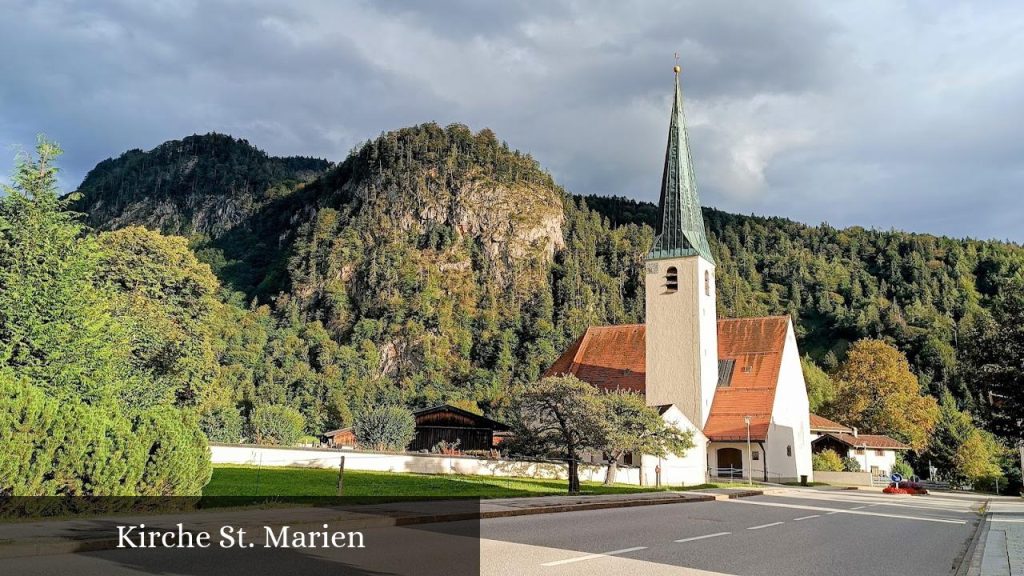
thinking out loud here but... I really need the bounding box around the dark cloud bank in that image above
[1,0,1022,241]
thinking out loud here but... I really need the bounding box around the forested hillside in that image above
[72,126,1024,452]
[581,195,1024,403]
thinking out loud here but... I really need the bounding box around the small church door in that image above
[717,448,743,478]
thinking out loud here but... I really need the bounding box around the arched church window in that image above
[704,270,711,296]
[665,267,678,292]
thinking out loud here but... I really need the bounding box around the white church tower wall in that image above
[644,256,717,428]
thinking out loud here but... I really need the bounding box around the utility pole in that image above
[337,455,346,496]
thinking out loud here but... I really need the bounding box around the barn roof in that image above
[544,316,793,442]
[413,404,511,431]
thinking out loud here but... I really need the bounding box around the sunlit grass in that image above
[204,465,673,499]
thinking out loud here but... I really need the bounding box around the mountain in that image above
[73,133,330,236]
[72,125,1024,425]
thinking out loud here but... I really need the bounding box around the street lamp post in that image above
[744,416,752,486]
[862,443,870,487]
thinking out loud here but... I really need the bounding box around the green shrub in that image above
[354,406,416,451]
[0,373,75,495]
[199,403,243,443]
[250,404,305,445]
[892,458,914,479]
[811,449,844,472]
[133,406,212,496]
[0,373,211,496]
[842,456,862,472]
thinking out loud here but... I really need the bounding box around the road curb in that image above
[0,491,762,560]
[479,493,718,518]
[954,500,990,576]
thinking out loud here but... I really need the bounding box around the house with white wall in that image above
[810,423,909,478]
[545,65,813,486]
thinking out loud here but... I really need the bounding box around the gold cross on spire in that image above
[674,52,680,75]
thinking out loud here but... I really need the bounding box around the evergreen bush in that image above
[133,406,212,496]
[0,374,210,496]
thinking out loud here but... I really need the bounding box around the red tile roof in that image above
[809,413,853,433]
[818,432,910,450]
[704,317,790,441]
[544,316,793,442]
[544,324,646,393]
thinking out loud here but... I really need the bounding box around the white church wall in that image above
[707,442,767,481]
[766,319,814,482]
[638,404,708,486]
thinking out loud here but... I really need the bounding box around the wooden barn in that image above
[409,405,510,452]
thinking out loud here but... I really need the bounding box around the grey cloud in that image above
[0,0,1022,241]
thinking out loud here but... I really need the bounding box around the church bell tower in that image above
[644,65,718,429]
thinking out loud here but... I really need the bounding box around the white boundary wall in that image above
[813,471,873,486]
[211,444,648,485]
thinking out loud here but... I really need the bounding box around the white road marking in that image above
[541,547,648,566]
[826,511,839,515]
[850,506,866,510]
[747,522,784,530]
[725,499,966,525]
[990,518,1024,523]
[674,532,731,543]
[793,515,820,521]
[768,492,973,514]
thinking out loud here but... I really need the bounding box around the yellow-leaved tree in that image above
[829,339,939,451]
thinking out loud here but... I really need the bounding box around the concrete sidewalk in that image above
[0,488,763,559]
[967,498,1024,575]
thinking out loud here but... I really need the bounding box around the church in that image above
[546,67,813,486]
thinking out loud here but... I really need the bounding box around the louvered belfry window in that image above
[666,266,678,292]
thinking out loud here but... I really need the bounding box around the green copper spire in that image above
[648,66,714,264]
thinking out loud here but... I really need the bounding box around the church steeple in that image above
[648,65,714,264]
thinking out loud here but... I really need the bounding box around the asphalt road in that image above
[0,489,986,576]
[480,488,986,576]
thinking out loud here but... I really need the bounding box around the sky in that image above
[1,0,1023,241]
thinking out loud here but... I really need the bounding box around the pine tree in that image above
[0,137,134,405]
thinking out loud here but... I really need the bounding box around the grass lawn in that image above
[204,465,676,500]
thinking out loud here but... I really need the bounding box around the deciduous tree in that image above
[594,391,694,485]
[831,339,939,451]
[353,405,416,451]
[512,375,605,493]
